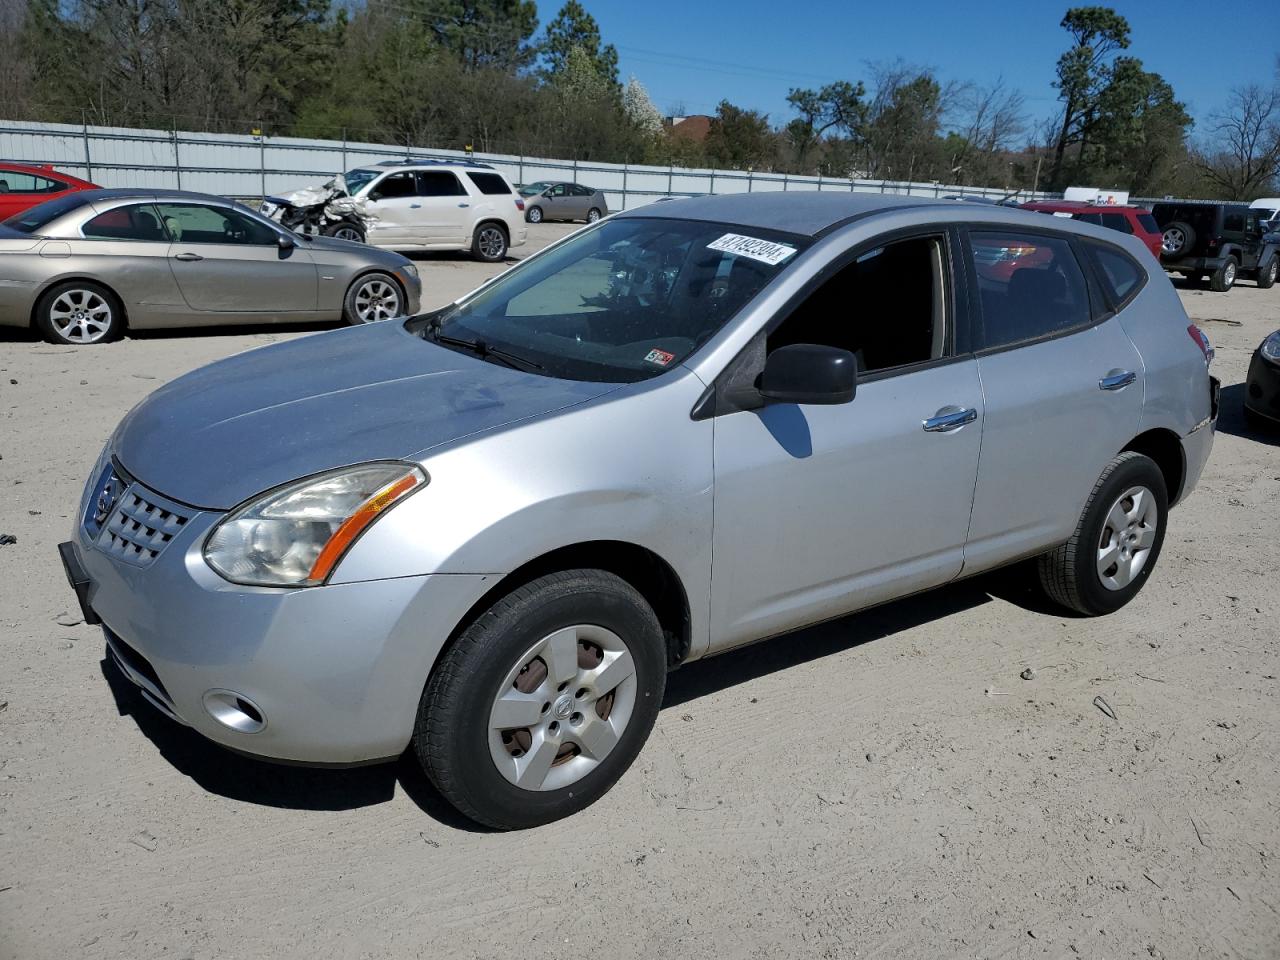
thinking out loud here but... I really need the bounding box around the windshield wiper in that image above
[425,318,544,372]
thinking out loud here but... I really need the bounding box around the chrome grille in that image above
[95,482,190,567]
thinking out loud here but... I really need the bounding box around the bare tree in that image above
[0,0,34,118]
[948,77,1027,184]
[1194,84,1280,199]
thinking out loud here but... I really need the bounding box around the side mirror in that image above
[277,233,295,251]
[759,343,857,405]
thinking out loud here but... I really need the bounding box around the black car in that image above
[1150,202,1279,291]
[1245,330,1280,428]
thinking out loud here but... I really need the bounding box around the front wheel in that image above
[342,272,403,324]
[525,205,543,224]
[1256,257,1277,289]
[1210,256,1238,292]
[322,220,366,244]
[415,570,667,829]
[1037,452,1168,616]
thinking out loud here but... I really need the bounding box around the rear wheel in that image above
[342,272,403,324]
[1037,452,1168,616]
[586,207,602,223]
[415,570,666,829]
[35,281,123,345]
[1209,256,1238,292]
[473,223,508,262]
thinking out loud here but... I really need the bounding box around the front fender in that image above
[331,372,716,656]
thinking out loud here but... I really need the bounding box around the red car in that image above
[0,163,99,222]
[1021,201,1163,258]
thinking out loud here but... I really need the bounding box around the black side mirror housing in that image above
[277,233,295,251]
[759,343,857,405]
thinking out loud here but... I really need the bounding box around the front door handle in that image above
[173,252,203,262]
[1099,370,1137,391]
[410,203,422,209]
[922,406,978,432]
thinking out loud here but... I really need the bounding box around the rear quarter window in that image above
[466,172,513,195]
[1137,213,1159,233]
[1088,244,1146,308]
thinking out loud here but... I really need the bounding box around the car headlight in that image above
[398,263,419,280]
[1262,331,1280,364]
[204,462,426,587]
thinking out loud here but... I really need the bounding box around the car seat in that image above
[0,180,9,193]
[163,215,183,241]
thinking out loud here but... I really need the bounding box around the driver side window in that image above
[768,235,949,376]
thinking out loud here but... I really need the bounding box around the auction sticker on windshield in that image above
[707,233,798,266]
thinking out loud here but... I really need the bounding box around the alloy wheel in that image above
[587,208,601,223]
[332,226,364,242]
[478,226,506,260]
[1161,228,1183,255]
[527,207,543,223]
[49,289,113,344]
[487,624,638,792]
[353,278,401,322]
[1223,261,1236,286]
[1096,485,1159,590]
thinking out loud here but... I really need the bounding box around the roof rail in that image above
[375,157,495,170]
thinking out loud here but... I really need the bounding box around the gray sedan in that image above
[61,193,1216,829]
[518,181,609,224]
[0,189,421,344]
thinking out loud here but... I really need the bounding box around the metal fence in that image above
[1,118,1058,209]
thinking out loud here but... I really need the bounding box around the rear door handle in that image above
[1099,370,1137,391]
[458,203,470,208]
[173,252,203,262]
[410,203,422,209]
[922,406,978,432]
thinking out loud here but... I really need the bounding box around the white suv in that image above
[338,160,528,261]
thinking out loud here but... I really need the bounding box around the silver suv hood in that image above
[112,321,617,510]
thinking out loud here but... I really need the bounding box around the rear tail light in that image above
[514,198,525,211]
[1187,324,1214,365]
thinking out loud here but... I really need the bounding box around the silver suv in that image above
[60,193,1217,829]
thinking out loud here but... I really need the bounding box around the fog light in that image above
[203,689,266,733]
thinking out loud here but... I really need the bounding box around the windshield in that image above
[519,181,553,196]
[343,168,381,196]
[2,193,91,234]
[414,216,808,383]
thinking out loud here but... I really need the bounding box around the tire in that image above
[1037,452,1168,616]
[472,222,508,262]
[1209,256,1238,292]
[35,280,123,345]
[322,220,366,244]
[526,205,543,224]
[1256,257,1277,289]
[415,569,667,830]
[586,207,602,223]
[1161,221,1195,257]
[342,271,403,324]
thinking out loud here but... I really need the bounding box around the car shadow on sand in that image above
[100,564,1057,830]
[1217,381,1280,445]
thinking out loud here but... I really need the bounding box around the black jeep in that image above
[1150,201,1279,292]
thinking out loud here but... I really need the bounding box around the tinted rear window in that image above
[1137,213,1159,233]
[466,172,512,195]
[2,193,92,233]
[1099,212,1133,234]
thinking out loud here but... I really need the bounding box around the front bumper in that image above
[1245,348,1280,424]
[60,468,492,764]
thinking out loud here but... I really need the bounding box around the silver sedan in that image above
[0,189,421,344]
[518,181,609,224]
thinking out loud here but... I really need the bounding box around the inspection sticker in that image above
[707,233,798,266]
[644,348,676,367]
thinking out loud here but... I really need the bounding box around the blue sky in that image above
[580,0,1277,139]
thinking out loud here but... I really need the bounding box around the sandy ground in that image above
[1,228,1277,960]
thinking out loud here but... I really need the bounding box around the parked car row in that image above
[1019,195,1279,293]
